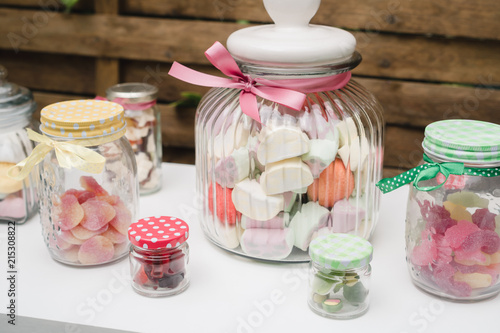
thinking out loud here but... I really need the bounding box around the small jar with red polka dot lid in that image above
[9,99,139,266]
[128,216,190,297]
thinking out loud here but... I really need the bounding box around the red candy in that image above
[80,176,109,196]
[418,200,456,235]
[208,182,239,225]
[78,235,115,265]
[472,208,497,231]
[444,220,479,249]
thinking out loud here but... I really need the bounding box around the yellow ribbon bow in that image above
[8,129,107,180]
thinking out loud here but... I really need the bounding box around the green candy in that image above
[322,298,343,313]
[447,191,489,208]
[312,275,334,295]
[343,282,368,305]
[312,293,327,304]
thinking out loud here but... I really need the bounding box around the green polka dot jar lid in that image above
[423,120,500,164]
[40,100,126,139]
[309,234,373,270]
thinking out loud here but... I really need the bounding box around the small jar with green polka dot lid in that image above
[377,119,500,301]
[308,233,373,319]
[9,99,139,266]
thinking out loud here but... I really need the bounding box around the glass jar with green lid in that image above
[378,119,500,301]
[308,233,373,319]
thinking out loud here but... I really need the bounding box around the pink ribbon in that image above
[168,41,351,123]
[95,96,156,111]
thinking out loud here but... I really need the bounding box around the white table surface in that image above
[1,163,499,333]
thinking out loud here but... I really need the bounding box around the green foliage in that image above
[170,92,203,108]
[60,0,79,13]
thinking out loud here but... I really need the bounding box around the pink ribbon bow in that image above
[95,96,157,111]
[168,42,351,123]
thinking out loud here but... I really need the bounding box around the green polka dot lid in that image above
[40,100,126,139]
[309,234,373,270]
[423,120,500,164]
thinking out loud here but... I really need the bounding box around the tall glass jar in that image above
[11,100,139,266]
[385,120,500,301]
[106,83,162,195]
[0,65,38,223]
[190,0,384,261]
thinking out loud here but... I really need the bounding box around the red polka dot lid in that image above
[128,216,189,249]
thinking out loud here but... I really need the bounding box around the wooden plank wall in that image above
[0,0,499,177]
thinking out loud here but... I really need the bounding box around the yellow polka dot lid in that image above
[40,100,126,139]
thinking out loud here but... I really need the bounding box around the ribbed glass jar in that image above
[0,65,38,223]
[196,57,385,262]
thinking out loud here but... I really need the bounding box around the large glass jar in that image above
[11,100,139,266]
[191,0,384,261]
[402,120,500,301]
[105,83,162,195]
[0,65,38,223]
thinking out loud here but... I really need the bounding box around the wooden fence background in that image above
[0,0,499,177]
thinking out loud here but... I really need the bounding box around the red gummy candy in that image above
[418,200,456,235]
[80,198,116,231]
[109,201,132,235]
[134,266,150,285]
[433,263,471,297]
[80,176,109,196]
[444,220,480,249]
[461,230,500,255]
[78,235,114,265]
[436,173,466,190]
[208,182,240,225]
[54,194,84,231]
[76,191,96,204]
[472,208,497,231]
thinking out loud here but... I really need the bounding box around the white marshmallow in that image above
[212,122,250,160]
[257,127,310,165]
[136,152,153,183]
[215,222,242,249]
[260,157,314,195]
[301,139,339,178]
[232,178,284,221]
[331,199,366,233]
[240,228,295,260]
[214,147,250,188]
[336,117,357,147]
[289,201,330,251]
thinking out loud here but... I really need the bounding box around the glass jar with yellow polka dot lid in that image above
[10,99,139,266]
[377,119,500,301]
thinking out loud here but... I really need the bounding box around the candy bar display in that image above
[105,83,162,195]
[9,100,139,266]
[378,120,500,301]
[0,65,38,223]
[170,0,384,261]
[308,234,373,319]
[128,216,190,297]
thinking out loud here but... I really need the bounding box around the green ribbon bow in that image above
[376,154,500,194]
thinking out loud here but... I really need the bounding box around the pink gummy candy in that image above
[78,235,115,265]
[71,224,108,240]
[80,176,109,196]
[461,230,500,255]
[434,234,453,264]
[76,191,96,204]
[472,208,497,231]
[54,194,84,231]
[436,173,466,190]
[101,226,127,244]
[59,230,84,245]
[80,198,116,231]
[433,263,471,297]
[109,201,132,235]
[454,248,489,265]
[418,200,456,235]
[444,220,480,249]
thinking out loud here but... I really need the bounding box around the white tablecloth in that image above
[1,163,498,332]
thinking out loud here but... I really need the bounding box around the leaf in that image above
[60,0,79,13]
[170,92,203,108]
[333,282,344,293]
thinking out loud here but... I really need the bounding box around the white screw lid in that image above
[227,0,356,66]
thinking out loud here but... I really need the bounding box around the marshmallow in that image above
[299,104,336,140]
[215,221,242,249]
[301,139,339,178]
[260,157,314,195]
[240,228,295,260]
[232,178,284,221]
[336,117,358,147]
[0,162,23,194]
[214,147,250,188]
[0,129,32,164]
[331,199,366,233]
[136,152,154,183]
[346,136,370,172]
[283,191,298,213]
[241,212,290,229]
[289,201,330,251]
[211,122,250,160]
[246,136,265,173]
[257,127,310,165]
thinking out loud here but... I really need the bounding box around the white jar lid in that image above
[227,0,356,66]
